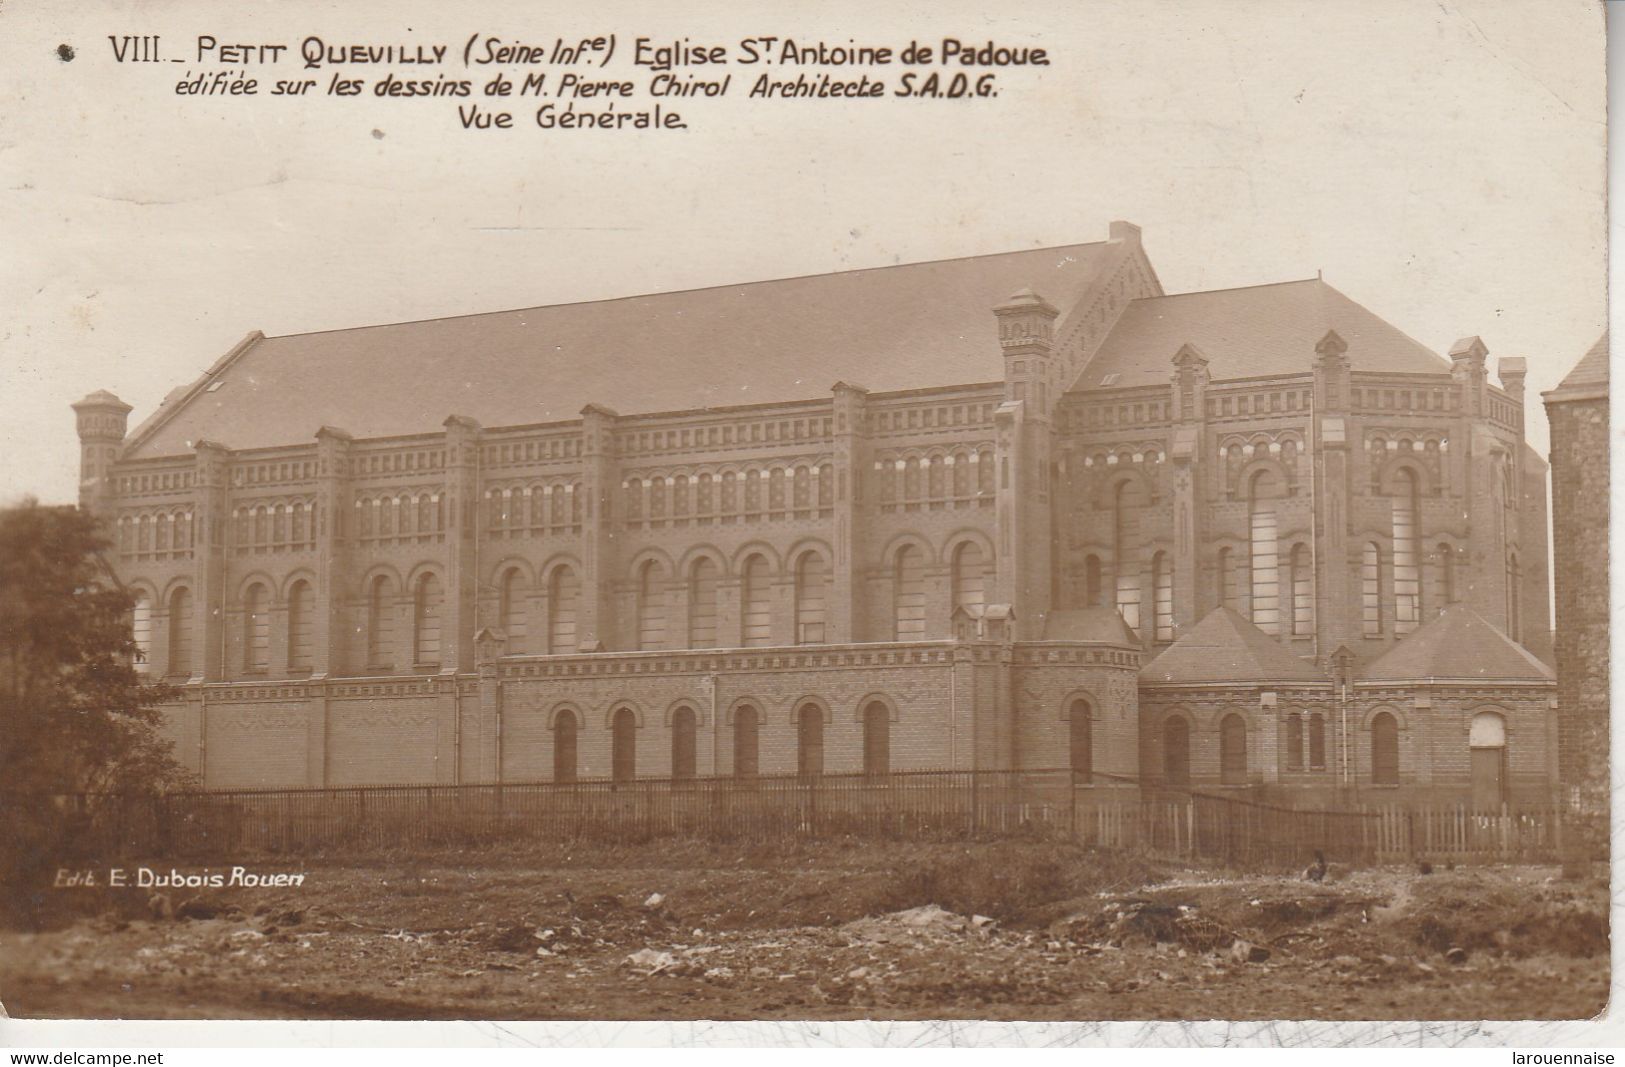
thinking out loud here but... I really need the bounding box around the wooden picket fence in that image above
[12,769,1565,869]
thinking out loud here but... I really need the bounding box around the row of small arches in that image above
[620,465,833,522]
[1153,709,1506,789]
[874,447,995,505]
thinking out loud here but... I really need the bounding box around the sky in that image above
[0,0,1606,506]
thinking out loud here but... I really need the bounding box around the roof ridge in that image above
[260,240,1112,343]
[1131,276,1323,302]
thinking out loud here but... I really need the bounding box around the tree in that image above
[0,499,192,794]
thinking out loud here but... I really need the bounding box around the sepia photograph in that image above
[0,0,1611,1047]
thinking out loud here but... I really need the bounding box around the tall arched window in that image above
[499,568,527,652]
[1285,713,1304,772]
[797,704,824,778]
[636,560,668,650]
[1392,469,1421,634]
[1163,717,1190,786]
[1219,713,1248,785]
[1218,547,1239,612]
[1113,481,1142,630]
[863,701,890,777]
[1248,469,1281,635]
[611,707,637,782]
[131,594,153,676]
[167,587,193,677]
[1069,698,1093,782]
[689,558,720,648]
[1371,711,1400,785]
[243,583,269,673]
[794,550,829,644]
[1362,543,1383,636]
[366,575,394,669]
[741,554,772,647]
[287,580,314,672]
[733,705,760,777]
[553,710,578,783]
[1152,551,1174,641]
[671,706,697,780]
[548,565,579,654]
[413,573,443,665]
[1288,544,1312,636]
[952,541,989,616]
[893,544,926,639]
[1308,712,1327,770]
[1084,554,1103,607]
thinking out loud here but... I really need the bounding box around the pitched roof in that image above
[1546,332,1609,399]
[1042,607,1144,645]
[1140,607,1325,685]
[1361,606,1555,684]
[1073,278,1450,391]
[124,242,1120,458]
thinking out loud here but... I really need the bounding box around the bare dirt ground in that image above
[0,840,1608,1021]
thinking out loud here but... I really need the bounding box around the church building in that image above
[75,221,1558,808]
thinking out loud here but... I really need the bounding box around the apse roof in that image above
[1140,607,1326,686]
[1042,607,1144,645]
[1361,606,1555,684]
[1075,278,1450,391]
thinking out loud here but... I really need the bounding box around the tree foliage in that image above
[0,499,193,794]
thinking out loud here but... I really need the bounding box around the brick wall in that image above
[1545,392,1609,813]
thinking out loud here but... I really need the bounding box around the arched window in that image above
[952,541,989,616]
[862,701,890,777]
[553,709,578,783]
[671,706,697,780]
[1285,713,1304,772]
[636,560,668,651]
[413,573,442,665]
[1219,713,1248,785]
[1069,698,1093,782]
[243,583,269,673]
[287,580,314,672]
[741,554,772,647]
[689,558,720,648]
[893,544,926,639]
[1362,543,1383,636]
[1371,711,1400,785]
[1163,717,1190,786]
[167,587,193,677]
[1289,544,1313,636]
[795,550,829,644]
[797,704,824,778]
[1436,543,1457,608]
[366,575,394,669]
[1308,713,1327,770]
[611,707,637,782]
[131,594,153,676]
[1113,481,1142,630]
[733,705,759,777]
[1218,547,1239,612]
[499,568,527,653]
[548,565,579,654]
[1084,554,1103,607]
[1152,551,1174,641]
[1392,469,1421,634]
[1248,469,1281,635]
